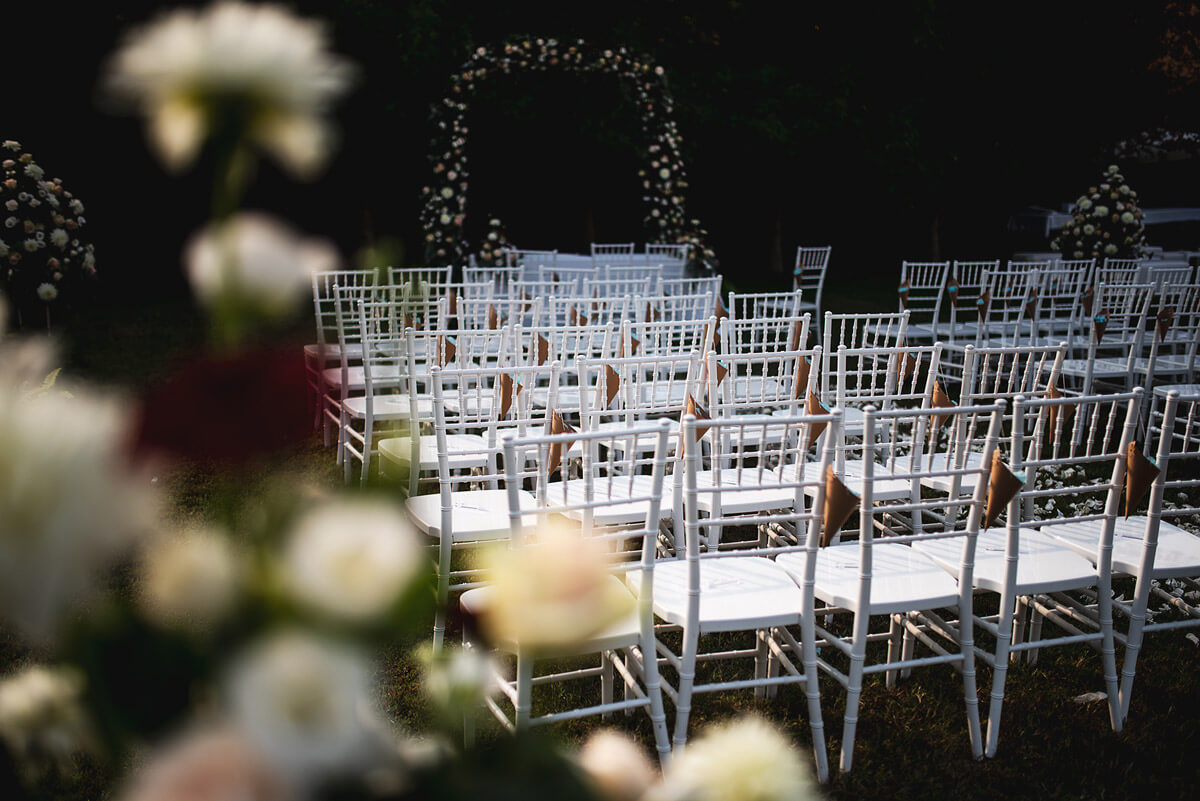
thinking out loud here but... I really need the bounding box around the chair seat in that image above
[794,459,914,502]
[1131,356,1194,376]
[378,434,489,471]
[406,489,541,542]
[1154,383,1200,398]
[649,556,805,632]
[1039,516,1200,578]
[459,579,641,657]
[694,468,799,514]
[322,364,403,391]
[913,528,1097,594]
[343,394,434,420]
[543,475,672,524]
[531,387,581,411]
[305,342,362,362]
[1059,358,1130,378]
[777,542,961,615]
[920,450,986,494]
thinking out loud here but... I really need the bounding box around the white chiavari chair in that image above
[914,389,1143,757]
[896,260,950,344]
[591,242,637,267]
[776,402,1005,773]
[1058,282,1155,395]
[793,245,832,322]
[652,409,837,780]
[307,270,376,437]
[457,419,673,760]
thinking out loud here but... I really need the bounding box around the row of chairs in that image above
[416,359,1199,778]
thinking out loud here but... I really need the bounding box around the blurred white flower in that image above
[0,380,151,643]
[4,217,16,228]
[1082,224,1095,235]
[139,525,240,631]
[1094,205,1109,217]
[1121,211,1134,224]
[23,164,44,180]
[577,730,657,801]
[49,228,68,249]
[105,1,355,177]
[281,499,424,623]
[420,644,495,723]
[479,521,634,653]
[36,283,57,302]
[69,198,84,216]
[0,665,93,771]
[185,211,338,318]
[650,716,816,801]
[1,140,19,151]
[117,727,293,801]
[1104,244,1118,255]
[227,630,376,781]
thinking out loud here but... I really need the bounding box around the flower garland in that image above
[0,140,95,316]
[1049,164,1146,260]
[420,37,715,270]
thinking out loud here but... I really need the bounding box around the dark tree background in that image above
[7,0,1199,311]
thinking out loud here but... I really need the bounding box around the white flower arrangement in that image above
[105,1,355,178]
[1050,164,1145,260]
[0,142,95,317]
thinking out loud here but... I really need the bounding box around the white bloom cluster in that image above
[0,377,151,643]
[106,1,355,177]
[0,665,92,770]
[281,498,424,622]
[139,525,241,631]
[185,211,338,317]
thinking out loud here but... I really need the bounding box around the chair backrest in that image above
[457,294,541,332]
[331,282,383,382]
[313,269,376,348]
[642,292,714,323]
[1097,258,1144,285]
[828,343,941,420]
[1006,259,1052,273]
[585,276,654,299]
[898,261,950,328]
[464,264,521,296]
[645,242,689,262]
[539,264,595,293]
[1145,390,1200,527]
[719,312,811,356]
[591,242,637,267]
[974,268,1043,348]
[821,311,909,390]
[623,318,713,361]
[388,266,453,289]
[1145,264,1194,285]
[605,264,664,285]
[578,351,702,431]
[793,246,832,315]
[1035,267,1092,339]
[544,294,634,329]
[958,343,1066,410]
[510,279,577,306]
[702,346,820,418]
[507,248,558,273]
[1007,389,1143,537]
[659,275,722,301]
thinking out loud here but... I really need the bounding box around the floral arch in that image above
[420,36,714,269]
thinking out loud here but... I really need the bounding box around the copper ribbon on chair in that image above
[791,355,812,400]
[646,301,661,322]
[1092,314,1108,343]
[1080,285,1094,317]
[897,280,910,309]
[946,277,959,306]
[822,465,859,547]
[894,339,918,382]
[701,358,728,389]
[619,334,640,358]
[547,410,577,479]
[1024,288,1039,320]
[498,374,522,420]
[1045,380,1075,436]
[487,304,500,330]
[436,335,457,367]
[976,289,991,321]
[793,264,804,291]
[605,364,620,408]
[806,390,831,448]
[788,319,810,351]
[535,334,550,366]
[985,448,1024,529]
[680,394,712,455]
[930,379,956,431]
[1156,306,1175,341]
[1125,442,1160,518]
[448,288,459,330]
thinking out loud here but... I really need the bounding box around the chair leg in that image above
[432,535,452,653]
[1026,603,1045,666]
[1118,571,1154,723]
[839,610,870,773]
[671,623,700,751]
[958,596,984,759]
[899,613,917,680]
[985,586,1018,758]
[885,614,902,688]
[1097,581,1123,732]
[639,639,672,765]
[600,652,614,719]
[515,654,533,729]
